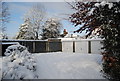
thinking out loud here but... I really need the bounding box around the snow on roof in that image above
[76,39,103,41]
[2,42,19,45]
[0,39,48,42]
[64,34,80,38]
[59,38,103,42]
[58,38,76,42]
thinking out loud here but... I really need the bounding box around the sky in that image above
[4,0,120,2]
[4,0,120,38]
[5,1,82,38]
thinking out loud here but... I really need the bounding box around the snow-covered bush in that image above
[2,45,38,79]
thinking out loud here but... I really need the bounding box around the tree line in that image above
[0,2,63,40]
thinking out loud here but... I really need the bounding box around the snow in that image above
[64,34,80,38]
[2,45,38,79]
[0,52,105,79]
[95,3,100,7]
[100,1,107,6]
[16,18,38,39]
[0,32,4,39]
[34,52,104,79]
[60,38,103,42]
[1,44,105,79]
[4,44,26,56]
[0,32,7,39]
[59,38,76,41]
[0,39,47,41]
[2,42,19,45]
[41,18,62,39]
[0,33,3,39]
[88,8,95,16]
[95,1,113,9]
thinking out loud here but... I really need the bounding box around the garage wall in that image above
[61,39,103,54]
[62,41,73,52]
[75,41,88,53]
[91,40,102,54]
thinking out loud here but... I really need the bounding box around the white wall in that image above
[61,39,103,54]
[62,41,73,52]
[91,41,102,54]
[75,41,88,53]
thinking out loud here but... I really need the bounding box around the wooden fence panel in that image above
[35,41,47,53]
[48,42,62,52]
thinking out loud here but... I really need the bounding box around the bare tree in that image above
[23,4,46,40]
[0,0,9,39]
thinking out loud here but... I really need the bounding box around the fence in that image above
[0,39,103,56]
[1,39,62,56]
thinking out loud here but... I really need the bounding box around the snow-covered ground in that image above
[1,52,105,79]
[34,52,104,79]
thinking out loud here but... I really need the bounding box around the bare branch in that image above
[66,1,78,10]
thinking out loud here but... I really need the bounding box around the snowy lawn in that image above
[33,52,104,79]
[0,52,105,79]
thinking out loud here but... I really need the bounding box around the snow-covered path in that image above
[34,52,104,79]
